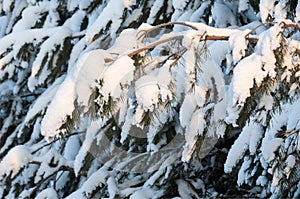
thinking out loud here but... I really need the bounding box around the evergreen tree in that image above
[0,0,300,198]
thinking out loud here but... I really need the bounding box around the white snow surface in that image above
[225,120,261,173]
[212,0,237,28]
[135,64,172,111]
[229,30,249,64]
[35,188,58,199]
[0,145,31,177]
[74,118,106,175]
[41,49,111,139]
[85,0,126,42]
[29,27,72,91]
[40,77,75,139]
[66,167,109,198]
[75,49,108,109]
[260,0,274,23]
[238,0,249,12]
[100,55,135,101]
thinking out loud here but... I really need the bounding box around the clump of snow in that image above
[64,135,81,161]
[74,49,109,110]
[296,2,300,22]
[74,119,104,175]
[13,1,56,32]
[286,155,296,168]
[65,167,109,199]
[286,98,300,131]
[179,94,197,129]
[23,76,65,126]
[2,0,14,13]
[172,0,188,10]
[273,1,287,22]
[41,48,111,140]
[135,64,172,111]
[238,0,249,12]
[260,0,274,23]
[147,0,165,24]
[190,2,209,22]
[85,0,126,42]
[107,176,118,199]
[226,54,263,125]
[229,30,249,64]
[99,55,135,101]
[261,136,283,162]
[29,27,72,91]
[35,188,58,199]
[40,78,75,140]
[225,121,253,173]
[182,109,206,162]
[123,0,135,8]
[130,187,160,199]
[212,0,237,28]
[237,157,251,185]
[63,10,86,33]
[0,145,31,177]
[109,28,138,54]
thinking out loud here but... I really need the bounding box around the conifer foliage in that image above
[1,0,300,198]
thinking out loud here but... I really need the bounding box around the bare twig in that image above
[281,22,300,32]
[244,22,275,38]
[205,35,258,43]
[128,33,259,58]
[69,33,85,40]
[137,21,199,41]
[128,35,184,57]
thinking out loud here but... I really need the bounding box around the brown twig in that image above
[244,22,275,38]
[128,35,184,57]
[128,33,259,58]
[205,35,258,43]
[281,22,300,32]
[69,34,85,40]
[137,21,199,41]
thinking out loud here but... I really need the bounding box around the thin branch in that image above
[29,165,75,198]
[148,21,199,31]
[204,35,258,44]
[128,33,259,58]
[281,22,300,32]
[244,22,275,38]
[69,34,85,40]
[137,21,199,41]
[128,35,184,57]
[32,131,85,154]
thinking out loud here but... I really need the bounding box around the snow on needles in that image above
[0,145,31,178]
[229,30,249,64]
[41,49,109,140]
[225,120,262,173]
[99,55,135,101]
[40,77,75,139]
[85,0,126,42]
[226,25,282,126]
[135,64,172,111]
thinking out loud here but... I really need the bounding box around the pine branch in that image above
[128,34,259,58]
[204,35,258,43]
[29,164,77,198]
